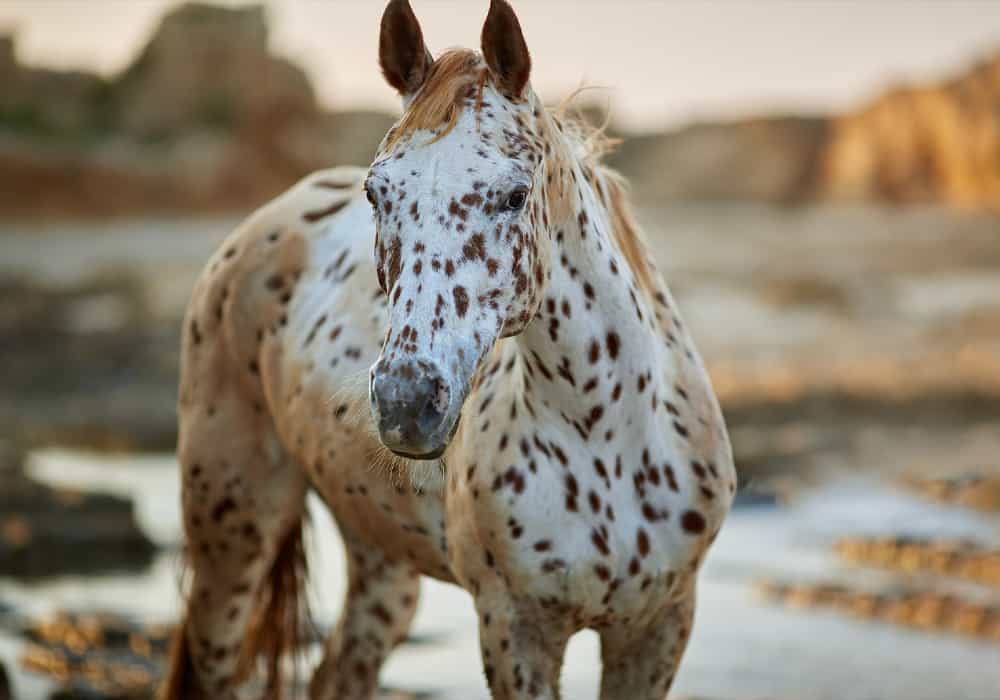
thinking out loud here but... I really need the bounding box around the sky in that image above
[1,0,998,131]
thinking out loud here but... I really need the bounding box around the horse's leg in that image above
[597,592,696,700]
[161,391,308,700]
[475,591,572,700]
[309,527,421,700]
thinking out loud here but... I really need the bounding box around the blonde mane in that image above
[384,49,488,150]
[601,170,657,296]
[548,93,659,299]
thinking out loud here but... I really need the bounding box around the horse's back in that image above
[178,165,377,465]
[181,166,371,397]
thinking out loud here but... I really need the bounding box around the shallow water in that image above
[1,450,998,699]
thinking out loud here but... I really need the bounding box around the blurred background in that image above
[0,1,999,699]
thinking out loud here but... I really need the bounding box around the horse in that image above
[160,1,736,698]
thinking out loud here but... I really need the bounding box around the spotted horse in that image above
[160,1,736,698]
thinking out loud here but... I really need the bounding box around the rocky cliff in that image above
[0,34,113,138]
[605,116,829,204]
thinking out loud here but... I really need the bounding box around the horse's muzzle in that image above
[369,357,456,459]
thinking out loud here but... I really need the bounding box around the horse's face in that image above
[367,0,546,459]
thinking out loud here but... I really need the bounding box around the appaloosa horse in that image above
[161,1,735,698]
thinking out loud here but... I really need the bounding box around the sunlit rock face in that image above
[607,50,1000,212]
[820,51,1000,211]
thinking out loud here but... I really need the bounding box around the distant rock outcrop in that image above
[819,52,1000,210]
[0,3,393,218]
[605,49,1000,210]
[114,3,316,139]
[0,34,113,138]
[606,116,829,204]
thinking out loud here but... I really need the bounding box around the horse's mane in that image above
[385,49,617,160]
[552,87,621,163]
[552,92,659,298]
[601,170,657,297]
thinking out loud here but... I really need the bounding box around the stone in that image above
[0,440,157,579]
[0,274,179,452]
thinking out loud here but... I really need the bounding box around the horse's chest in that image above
[451,412,700,620]
[319,455,454,580]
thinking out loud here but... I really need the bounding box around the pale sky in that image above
[1,0,998,131]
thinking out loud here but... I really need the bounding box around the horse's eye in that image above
[505,188,528,211]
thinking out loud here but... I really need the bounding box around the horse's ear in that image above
[481,0,531,99]
[379,0,434,100]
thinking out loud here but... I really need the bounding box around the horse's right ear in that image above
[379,0,434,102]
[481,0,531,99]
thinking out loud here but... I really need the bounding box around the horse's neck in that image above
[513,153,663,438]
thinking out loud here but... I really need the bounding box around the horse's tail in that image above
[240,519,312,699]
[159,606,197,700]
[159,518,312,700]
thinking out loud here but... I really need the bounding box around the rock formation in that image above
[0,34,112,138]
[114,3,316,139]
[604,49,1000,210]
[0,3,393,218]
[606,116,829,204]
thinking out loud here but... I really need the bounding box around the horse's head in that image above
[367,0,554,459]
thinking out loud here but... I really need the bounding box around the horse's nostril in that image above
[412,374,449,425]
[430,377,449,414]
[415,376,451,429]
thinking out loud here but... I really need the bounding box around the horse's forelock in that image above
[385,49,489,150]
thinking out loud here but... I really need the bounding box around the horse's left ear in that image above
[380,0,434,101]
[481,0,532,99]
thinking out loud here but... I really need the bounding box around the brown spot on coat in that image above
[302,200,348,223]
